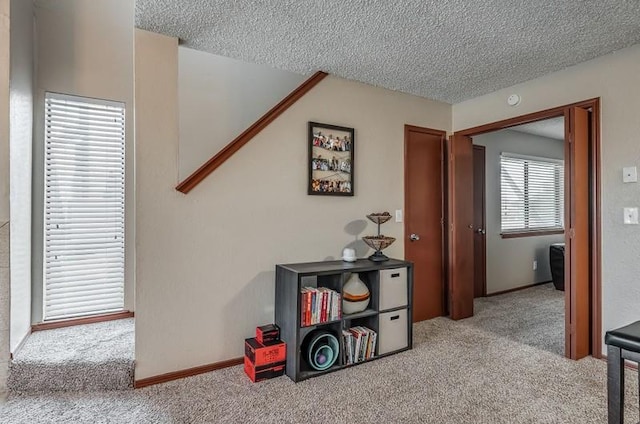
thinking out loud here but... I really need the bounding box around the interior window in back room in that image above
[500,152,564,234]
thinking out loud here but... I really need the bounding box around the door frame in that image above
[403,125,447,320]
[472,145,487,298]
[453,98,601,359]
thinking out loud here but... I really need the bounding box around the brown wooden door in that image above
[565,107,590,359]
[404,125,445,322]
[448,134,475,320]
[473,145,486,298]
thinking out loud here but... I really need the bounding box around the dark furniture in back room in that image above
[549,243,565,291]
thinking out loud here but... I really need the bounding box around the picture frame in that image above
[308,122,355,196]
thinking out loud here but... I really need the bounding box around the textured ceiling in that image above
[135,1,640,104]
[511,117,565,141]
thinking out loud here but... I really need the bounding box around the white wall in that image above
[178,47,306,180]
[0,0,8,223]
[453,43,640,352]
[0,0,10,391]
[473,129,564,294]
[31,0,135,321]
[9,0,33,353]
[135,29,451,380]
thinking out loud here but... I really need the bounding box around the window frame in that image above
[42,92,126,321]
[500,152,565,239]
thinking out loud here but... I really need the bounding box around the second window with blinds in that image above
[500,153,564,236]
[43,93,125,321]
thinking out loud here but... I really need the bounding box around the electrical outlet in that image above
[533,260,537,271]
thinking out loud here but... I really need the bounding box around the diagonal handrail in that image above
[176,71,329,194]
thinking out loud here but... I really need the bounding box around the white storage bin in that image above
[379,267,408,310]
[378,309,408,355]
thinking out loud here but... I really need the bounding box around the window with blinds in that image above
[44,93,125,321]
[500,153,564,234]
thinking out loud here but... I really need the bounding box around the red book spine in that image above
[321,290,328,322]
[301,291,307,326]
[306,291,312,326]
[301,289,306,325]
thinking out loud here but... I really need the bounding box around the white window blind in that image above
[44,93,125,321]
[500,152,564,233]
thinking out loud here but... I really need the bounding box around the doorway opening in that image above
[469,117,566,356]
[450,98,601,360]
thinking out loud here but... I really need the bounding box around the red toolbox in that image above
[256,324,280,344]
[244,356,286,383]
[244,338,286,367]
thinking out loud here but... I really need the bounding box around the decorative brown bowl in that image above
[362,236,396,251]
[366,213,392,225]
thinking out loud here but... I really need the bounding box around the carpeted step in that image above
[8,318,134,392]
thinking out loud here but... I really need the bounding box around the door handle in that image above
[476,228,486,235]
[409,233,420,241]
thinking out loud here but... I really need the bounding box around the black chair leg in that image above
[607,344,625,424]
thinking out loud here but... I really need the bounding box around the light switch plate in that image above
[623,166,637,183]
[395,209,403,223]
[624,207,639,224]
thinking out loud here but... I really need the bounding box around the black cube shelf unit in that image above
[275,258,413,382]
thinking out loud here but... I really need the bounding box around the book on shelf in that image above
[320,288,328,322]
[342,326,377,365]
[300,287,341,326]
[300,288,311,326]
[341,330,349,364]
[313,289,317,324]
[350,327,362,362]
[360,327,370,362]
[367,331,377,359]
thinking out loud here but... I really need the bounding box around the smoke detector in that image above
[507,94,521,106]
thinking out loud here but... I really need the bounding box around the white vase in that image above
[342,273,370,314]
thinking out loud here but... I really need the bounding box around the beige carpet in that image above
[0,286,636,423]
[471,283,565,356]
[8,319,135,392]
